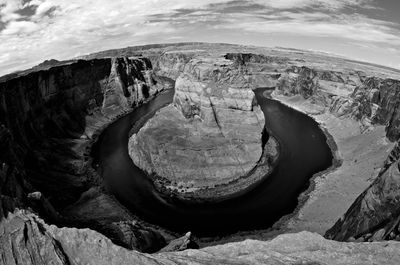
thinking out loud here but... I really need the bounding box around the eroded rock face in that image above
[129,56,266,194]
[0,57,170,252]
[153,51,197,80]
[276,66,400,140]
[352,78,400,141]
[2,210,400,265]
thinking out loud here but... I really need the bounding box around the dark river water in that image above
[92,86,333,237]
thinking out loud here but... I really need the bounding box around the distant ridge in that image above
[2,42,400,81]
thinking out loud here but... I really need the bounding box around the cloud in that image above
[0,0,23,22]
[214,12,400,44]
[0,0,398,76]
[34,1,57,17]
[1,20,39,35]
[253,0,374,10]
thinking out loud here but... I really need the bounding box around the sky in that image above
[0,0,400,76]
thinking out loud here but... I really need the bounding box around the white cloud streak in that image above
[215,12,400,44]
[253,0,373,10]
[0,0,398,75]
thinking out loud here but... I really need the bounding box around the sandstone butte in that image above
[128,55,279,199]
[1,43,400,264]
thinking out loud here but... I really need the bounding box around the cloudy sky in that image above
[0,0,400,76]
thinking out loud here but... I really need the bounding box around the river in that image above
[92,84,332,236]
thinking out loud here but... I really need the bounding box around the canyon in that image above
[1,42,400,264]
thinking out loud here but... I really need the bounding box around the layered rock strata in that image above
[129,56,279,198]
[0,57,178,252]
[276,66,400,140]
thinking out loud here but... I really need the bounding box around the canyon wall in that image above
[275,66,400,141]
[0,57,171,252]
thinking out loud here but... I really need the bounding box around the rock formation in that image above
[128,55,273,197]
[275,65,400,139]
[2,209,400,265]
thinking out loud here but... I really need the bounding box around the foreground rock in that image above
[2,209,400,265]
[129,56,268,196]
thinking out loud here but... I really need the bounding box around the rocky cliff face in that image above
[153,51,196,80]
[0,57,171,252]
[128,54,277,198]
[352,78,400,141]
[276,66,400,140]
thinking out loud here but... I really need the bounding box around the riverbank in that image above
[270,93,395,235]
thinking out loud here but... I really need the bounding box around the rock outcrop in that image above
[128,55,280,198]
[276,66,400,140]
[2,209,400,265]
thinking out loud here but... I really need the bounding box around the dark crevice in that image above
[36,221,47,235]
[209,99,222,132]
[53,239,72,265]
[23,223,29,245]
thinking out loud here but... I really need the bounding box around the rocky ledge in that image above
[128,55,278,199]
[2,209,400,265]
